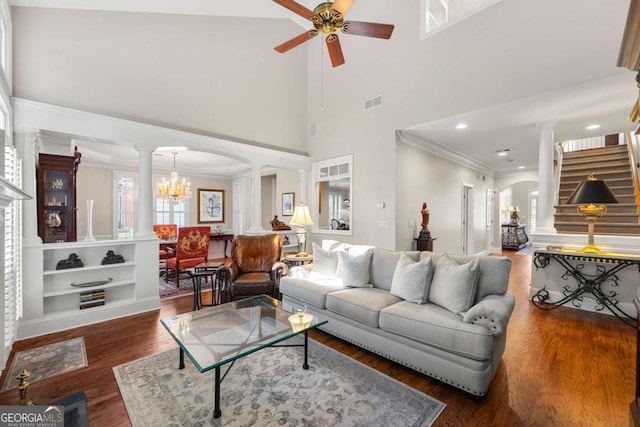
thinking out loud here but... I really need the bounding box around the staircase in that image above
[554,144,640,235]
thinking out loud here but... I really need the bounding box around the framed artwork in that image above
[282,192,295,216]
[197,189,225,223]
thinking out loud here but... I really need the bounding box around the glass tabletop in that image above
[160,295,326,372]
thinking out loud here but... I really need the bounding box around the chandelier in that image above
[157,151,191,203]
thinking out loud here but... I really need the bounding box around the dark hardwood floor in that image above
[0,251,634,426]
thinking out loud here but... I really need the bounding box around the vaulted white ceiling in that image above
[11,0,639,176]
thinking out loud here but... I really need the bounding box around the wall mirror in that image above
[312,154,353,235]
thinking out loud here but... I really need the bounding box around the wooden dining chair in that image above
[165,226,210,286]
[153,224,178,262]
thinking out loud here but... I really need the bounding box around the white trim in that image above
[12,98,311,178]
[398,130,494,177]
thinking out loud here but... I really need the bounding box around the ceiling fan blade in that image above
[273,0,316,20]
[326,34,345,67]
[342,21,394,39]
[274,30,319,53]
[330,0,356,19]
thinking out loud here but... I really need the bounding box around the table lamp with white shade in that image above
[289,203,313,257]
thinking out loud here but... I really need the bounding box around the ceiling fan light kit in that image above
[273,0,394,67]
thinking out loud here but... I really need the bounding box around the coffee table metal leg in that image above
[191,276,201,311]
[214,366,221,418]
[303,331,309,370]
[179,348,185,369]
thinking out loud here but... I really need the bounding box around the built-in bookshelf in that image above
[20,238,160,339]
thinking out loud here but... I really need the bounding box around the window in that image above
[154,175,189,227]
[114,171,137,239]
[421,0,503,39]
[113,172,191,239]
[4,143,22,356]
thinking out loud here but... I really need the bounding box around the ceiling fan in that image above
[273,0,395,67]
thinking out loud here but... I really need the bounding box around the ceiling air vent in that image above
[364,95,383,111]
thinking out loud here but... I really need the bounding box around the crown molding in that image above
[397,130,495,177]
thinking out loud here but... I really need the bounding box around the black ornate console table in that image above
[532,249,640,327]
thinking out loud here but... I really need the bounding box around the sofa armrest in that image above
[289,265,312,279]
[271,261,289,283]
[462,293,515,336]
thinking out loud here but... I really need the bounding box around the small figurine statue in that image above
[270,215,291,231]
[56,253,84,270]
[419,202,431,238]
[508,206,520,225]
[101,250,125,265]
[17,369,33,406]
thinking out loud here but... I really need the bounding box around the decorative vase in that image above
[83,199,96,243]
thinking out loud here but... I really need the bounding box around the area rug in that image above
[2,337,88,392]
[113,338,445,427]
[158,276,195,299]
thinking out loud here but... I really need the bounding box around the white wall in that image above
[395,140,494,254]
[76,164,234,237]
[12,7,308,153]
[13,1,629,250]
[305,0,627,250]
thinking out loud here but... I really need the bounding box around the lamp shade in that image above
[289,204,314,226]
[565,177,618,205]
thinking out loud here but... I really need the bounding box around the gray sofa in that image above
[279,243,515,396]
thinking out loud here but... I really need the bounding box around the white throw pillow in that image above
[390,253,434,304]
[311,242,338,277]
[336,249,373,287]
[429,254,480,314]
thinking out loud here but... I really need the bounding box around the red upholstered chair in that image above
[217,234,287,303]
[154,224,178,261]
[165,226,210,286]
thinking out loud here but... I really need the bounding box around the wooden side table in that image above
[414,237,436,252]
[283,254,313,267]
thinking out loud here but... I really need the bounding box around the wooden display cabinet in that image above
[37,151,81,243]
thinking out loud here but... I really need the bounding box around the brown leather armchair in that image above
[217,234,288,303]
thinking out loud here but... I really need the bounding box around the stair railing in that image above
[625,131,640,221]
[554,142,565,207]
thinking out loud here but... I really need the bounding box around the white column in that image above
[247,163,265,233]
[536,122,557,232]
[135,146,155,238]
[18,130,41,245]
[233,177,245,235]
[297,169,308,205]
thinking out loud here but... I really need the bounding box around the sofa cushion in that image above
[389,253,434,303]
[370,248,421,291]
[336,249,374,287]
[429,254,480,314]
[279,276,347,309]
[422,253,511,304]
[326,288,401,328]
[311,242,339,277]
[379,301,494,360]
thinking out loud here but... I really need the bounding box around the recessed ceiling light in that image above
[456,123,467,130]
[518,166,525,170]
[498,152,508,157]
[586,124,601,130]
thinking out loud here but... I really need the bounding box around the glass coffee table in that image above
[160,295,327,419]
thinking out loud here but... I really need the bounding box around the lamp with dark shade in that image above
[565,174,618,254]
